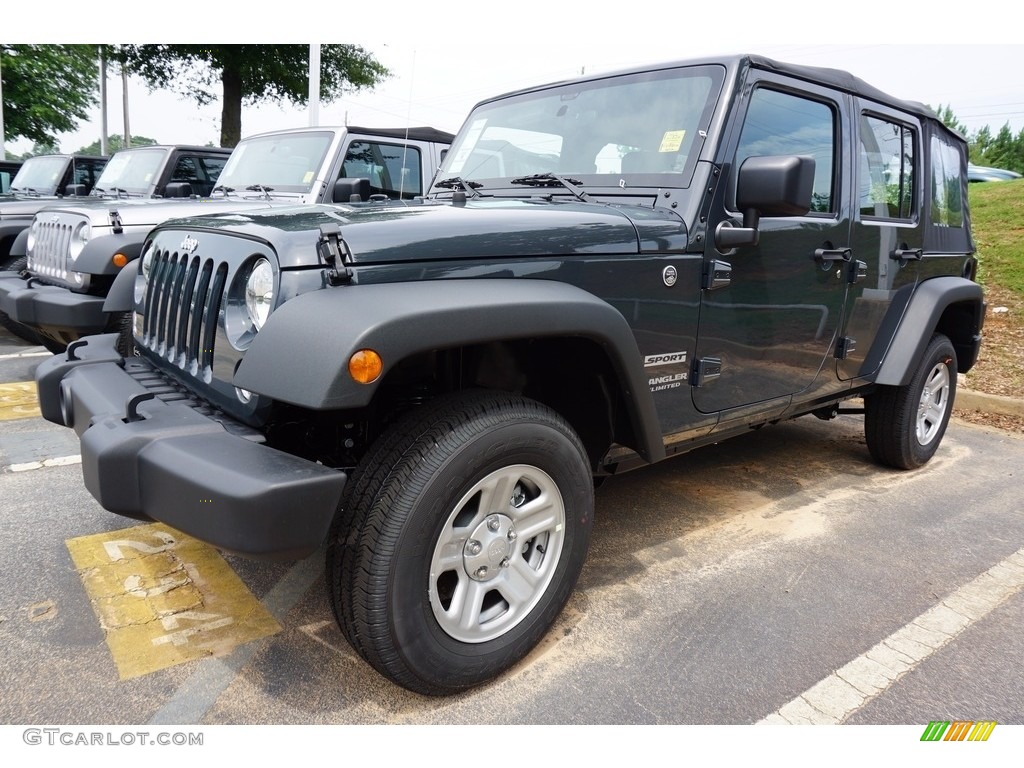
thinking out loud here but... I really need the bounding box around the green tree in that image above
[76,134,158,155]
[1,45,99,145]
[114,44,389,148]
[933,103,969,137]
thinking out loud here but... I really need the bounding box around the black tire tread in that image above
[326,389,590,694]
[864,333,956,470]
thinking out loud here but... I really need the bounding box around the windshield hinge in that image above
[317,223,353,285]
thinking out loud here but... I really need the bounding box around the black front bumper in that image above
[35,334,348,560]
[0,272,107,333]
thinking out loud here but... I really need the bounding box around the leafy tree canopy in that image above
[1,45,99,145]
[114,44,389,147]
[75,134,158,156]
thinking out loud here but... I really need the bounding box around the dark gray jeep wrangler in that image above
[36,54,985,695]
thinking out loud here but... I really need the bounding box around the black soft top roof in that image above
[347,126,456,145]
[743,55,939,122]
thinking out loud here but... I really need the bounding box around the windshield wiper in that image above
[212,185,235,197]
[92,186,130,198]
[11,186,40,196]
[510,172,591,202]
[245,184,275,199]
[435,176,482,198]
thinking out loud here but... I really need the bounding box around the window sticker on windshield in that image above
[144,173,153,182]
[659,130,686,152]
[303,171,314,183]
[448,119,487,174]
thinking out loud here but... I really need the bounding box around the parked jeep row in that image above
[35,54,984,695]
[0,126,452,351]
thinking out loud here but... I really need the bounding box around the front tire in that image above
[0,255,50,347]
[327,390,594,695]
[864,333,957,469]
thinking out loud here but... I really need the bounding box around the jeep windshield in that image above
[213,131,334,196]
[435,64,725,194]
[92,148,168,197]
[9,156,69,195]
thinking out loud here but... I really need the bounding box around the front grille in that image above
[27,217,75,282]
[141,248,228,380]
[121,356,264,442]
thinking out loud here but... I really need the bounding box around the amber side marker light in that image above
[112,253,129,268]
[349,349,383,384]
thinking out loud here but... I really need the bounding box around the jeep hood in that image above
[44,197,287,227]
[156,199,689,268]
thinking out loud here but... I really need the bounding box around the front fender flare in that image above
[103,258,140,312]
[235,279,666,463]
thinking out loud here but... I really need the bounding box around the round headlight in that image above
[26,219,40,256]
[69,221,91,261]
[245,258,274,331]
[136,242,156,304]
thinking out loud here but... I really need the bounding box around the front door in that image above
[693,76,852,415]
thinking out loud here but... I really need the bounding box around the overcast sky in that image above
[4,3,1023,156]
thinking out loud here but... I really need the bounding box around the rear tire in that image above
[327,390,593,695]
[864,333,957,469]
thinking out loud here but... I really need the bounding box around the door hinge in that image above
[692,357,722,387]
[703,259,732,291]
[835,336,857,359]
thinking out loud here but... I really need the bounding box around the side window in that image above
[201,156,227,187]
[859,114,915,219]
[342,141,423,199]
[73,159,104,192]
[930,135,964,228]
[735,87,836,213]
[171,156,226,196]
[172,156,200,182]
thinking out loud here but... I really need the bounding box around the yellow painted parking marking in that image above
[66,523,282,680]
[0,381,41,421]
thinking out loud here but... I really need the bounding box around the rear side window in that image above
[734,87,836,213]
[930,135,964,228]
[859,114,915,220]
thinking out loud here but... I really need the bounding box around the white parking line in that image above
[8,455,82,472]
[758,546,1024,724]
[0,348,51,360]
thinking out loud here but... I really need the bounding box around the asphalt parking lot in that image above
[1,323,1022,731]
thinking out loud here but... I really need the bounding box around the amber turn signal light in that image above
[349,349,383,384]
[112,253,129,268]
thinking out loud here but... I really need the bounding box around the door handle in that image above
[813,247,852,263]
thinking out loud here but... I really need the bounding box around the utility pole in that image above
[0,54,6,161]
[308,44,320,127]
[99,47,108,155]
[121,66,130,148]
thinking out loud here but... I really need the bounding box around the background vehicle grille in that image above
[27,218,73,281]
[142,248,227,378]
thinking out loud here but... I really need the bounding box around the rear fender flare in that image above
[869,276,985,386]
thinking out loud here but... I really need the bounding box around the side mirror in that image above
[716,155,815,249]
[163,181,194,198]
[64,183,88,197]
[333,178,371,203]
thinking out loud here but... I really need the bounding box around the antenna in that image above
[399,49,415,201]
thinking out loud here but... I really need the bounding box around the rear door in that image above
[693,73,853,415]
[838,103,922,380]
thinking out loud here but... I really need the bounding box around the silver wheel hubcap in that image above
[428,464,565,643]
[917,361,951,446]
